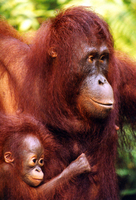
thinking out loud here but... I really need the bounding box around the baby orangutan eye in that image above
[32,158,37,163]
[39,158,44,166]
[30,158,37,166]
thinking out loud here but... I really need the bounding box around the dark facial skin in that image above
[20,135,44,187]
[76,42,114,119]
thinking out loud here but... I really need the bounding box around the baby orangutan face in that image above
[20,135,44,187]
[4,134,44,187]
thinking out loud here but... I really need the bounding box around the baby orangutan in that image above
[3,133,45,187]
[0,115,91,200]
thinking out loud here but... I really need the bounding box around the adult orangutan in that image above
[0,6,136,200]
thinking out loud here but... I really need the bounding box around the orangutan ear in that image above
[4,152,14,163]
[48,47,57,58]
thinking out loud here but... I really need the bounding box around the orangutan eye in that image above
[100,54,109,63]
[39,158,44,166]
[32,158,37,163]
[88,55,94,63]
[29,157,37,167]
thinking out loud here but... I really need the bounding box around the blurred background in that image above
[0,0,136,199]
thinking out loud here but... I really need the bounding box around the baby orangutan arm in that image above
[39,153,91,197]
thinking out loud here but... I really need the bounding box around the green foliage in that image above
[92,0,136,58]
[0,0,71,31]
[117,125,136,198]
[0,0,39,31]
[104,0,136,58]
